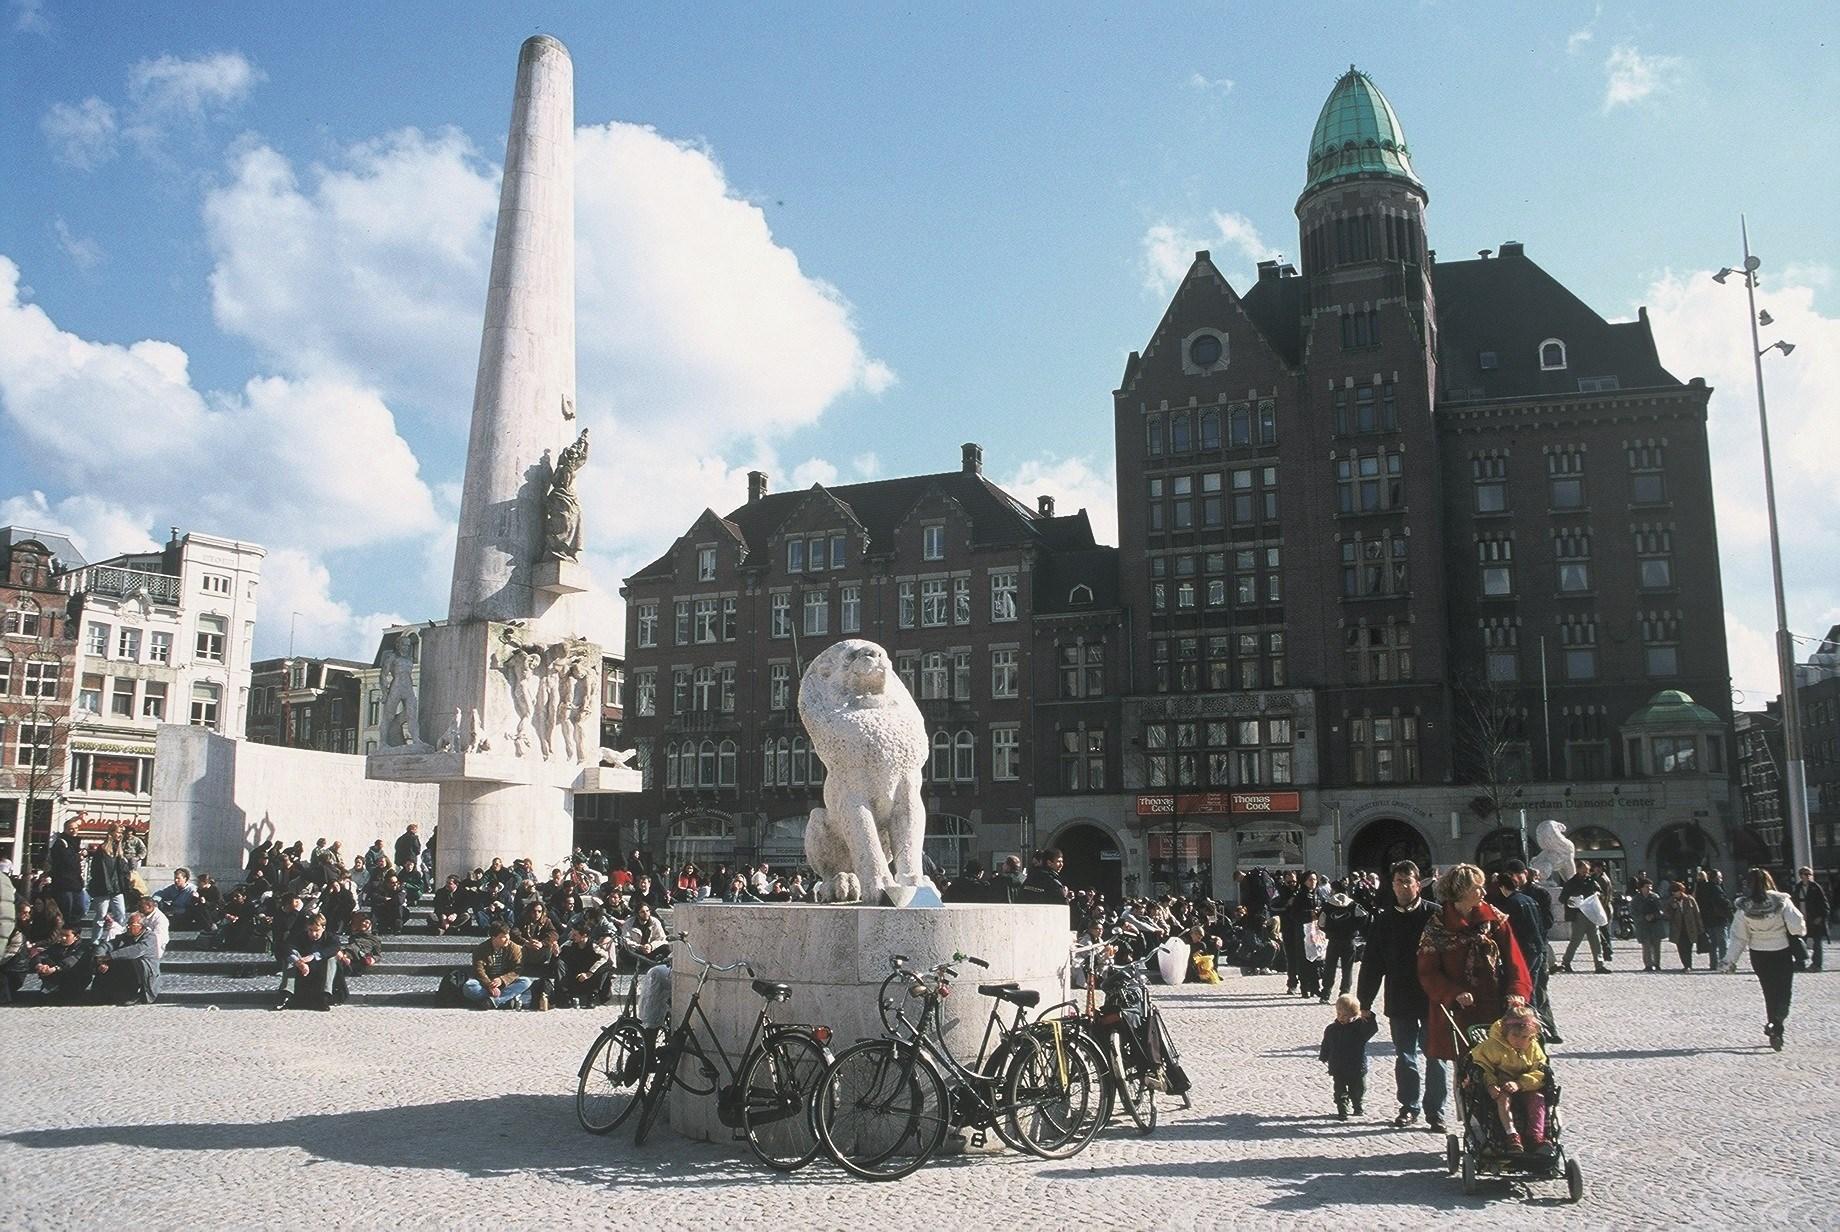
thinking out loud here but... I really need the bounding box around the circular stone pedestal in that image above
[665,901,1072,1145]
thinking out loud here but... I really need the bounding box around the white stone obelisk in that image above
[450,33,581,634]
[369,35,637,882]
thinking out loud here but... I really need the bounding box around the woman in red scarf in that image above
[1417,863,1533,1062]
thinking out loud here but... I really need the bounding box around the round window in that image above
[1189,334,1223,368]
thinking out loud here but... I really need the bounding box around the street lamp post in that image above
[1714,216,1811,873]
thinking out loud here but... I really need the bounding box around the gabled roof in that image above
[1120,252,1300,394]
[1433,247,1681,402]
[0,525,88,570]
[628,468,1096,584]
[1033,546,1120,615]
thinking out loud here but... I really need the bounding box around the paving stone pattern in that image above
[0,966,1831,1230]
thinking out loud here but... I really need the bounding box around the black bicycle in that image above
[575,948,665,1136]
[815,952,1104,1181]
[629,931,834,1170]
[1040,937,1191,1134]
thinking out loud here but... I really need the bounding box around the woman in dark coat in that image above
[1417,863,1533,1063]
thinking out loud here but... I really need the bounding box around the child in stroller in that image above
[1444,1003,1584,1201]
[1468,1004,1548,1152]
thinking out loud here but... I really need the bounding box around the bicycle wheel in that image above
[1106,1030,1157,1134]
[576,1022,647,1134]
[1003,1026,1104,1160]
[739,1032,829,1171]
[633,1033,685,1145]
[815,1040,948,1181]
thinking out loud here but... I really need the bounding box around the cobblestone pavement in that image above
[1,965,1832,1230]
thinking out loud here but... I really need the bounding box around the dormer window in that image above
[696,546,716,581]
[922,524,945,561]
[1539,339,1568,370]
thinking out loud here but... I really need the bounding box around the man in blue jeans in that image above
[464,924,535,1009]
[1356,860,1447,1133]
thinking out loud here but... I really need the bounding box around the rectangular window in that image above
[674,601,691,645]
[769,663,791,711]
[195,615,227,663]
[990,572,1018,622]
[1171,475,1192,529]
[16,721,53,768]
[1487,651,1519,683]
[1146,414,1165,457]
[803,590,829,636]
[920,579,948,626]
[831,535,847,569]
[787,539,805,572]
[990,649,1018,699]
[719,666,736,713]
[899,582,916,629]
[722,597,738,641]
[806,537,825,572]
[953,577,971,625]
[1548,447,1586,509]
[201,573,231,595]
[693,598,719,643]
[109,678,135,717]
[1147,478,1164,532]
[1628,441,1667,504]
[922,525,945,560]
[142,680,167,720]
[80,673,103,712]
[897,654,918,697]
[770,593,792,638]
[697,546,716,581]
[1565,649,1597,680]
[1646,645,1679,677]
[920,652,948,701]
[635,670,656,716]
[992,727,1020,781]
[635,603,657,648]
[190,682,221,730]
[86,623,109,657]
[115,627,141,661]
[840,585,861,633]
[149,631,172,664]
[1635,526,1675,592]
[952,650,972,701]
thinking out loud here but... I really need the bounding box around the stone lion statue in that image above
[1529,818,1576,888]
[799,639,929,905]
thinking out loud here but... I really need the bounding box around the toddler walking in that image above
[1319,993,1378,1120]
[1469,1003,1549,1151]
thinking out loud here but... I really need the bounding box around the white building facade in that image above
[61,531,264,838]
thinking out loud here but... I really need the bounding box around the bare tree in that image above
[1453,669,1531,823]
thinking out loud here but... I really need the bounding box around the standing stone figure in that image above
[508,649,543,756]
[569,657,597,764]
[543,429,590,561]
[379,631,422,748]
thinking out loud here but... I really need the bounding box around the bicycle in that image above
[1038,939,1172,1133]
[628,931,834,1171]
[814,951,1104,1181]
[575,948,666,1136]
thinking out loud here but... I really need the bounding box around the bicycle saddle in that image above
[979,983,1039,1008]
[751,978,793,1002]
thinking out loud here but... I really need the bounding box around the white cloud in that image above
[41,97,118,170]
[1140,211,1282,296]
[0,490,160,560]
[851,452,883,480]
[42,51,260,170]
[52,218,103,270]
[1643,267,1840,700]
[1603,44,1686,111]
[0,251,437,561]
[1002,454,1118,547]
[1187,72,1235,94]
[13,0,48,34]
[1565,3,1600,55]
[258,548,411,662]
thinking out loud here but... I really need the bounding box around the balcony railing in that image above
[67,566,182,605]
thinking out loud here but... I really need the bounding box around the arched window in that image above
[791,736,809,785]
[667,812,735,872]
[924,814,974,881]
[811,747,826,785]
[1539,338,1567,371]
[4,596,40,637]
[776,737,791,787]
[698,739,717,788]
[1170,409,1192,453]
[678,742,696,788]
[931,731,952,782]
[664,741,679,788]
[717,739,736,787]
[1068,584,1094,605]
[1200,408,1221,451]
[762,738,776,786]
[1650,823,1718,887]
[953,730,975,783]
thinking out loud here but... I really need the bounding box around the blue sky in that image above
[2,1,1835,702]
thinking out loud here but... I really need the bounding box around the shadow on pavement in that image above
[0,1095,838,1189]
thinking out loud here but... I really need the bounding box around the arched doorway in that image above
[1475,827,1528,873]
[1056,822,1123,903]
[1568,825,1626,888]
[666,811,736,873]
[1348,818,1432,879]
[1650,823,1717,887]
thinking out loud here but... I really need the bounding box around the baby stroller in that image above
[1441,1006,1584,1203]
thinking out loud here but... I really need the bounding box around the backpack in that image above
[436,967,471,1007]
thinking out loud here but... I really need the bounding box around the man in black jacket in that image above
[1319,888,1371,1002]
[47,819,86,925]
[32,923,97,1002]
[1792,867,1829,972]
[1492,867,1562,1043]
[1695,869,1731,969]
[1355,860,1447,1133]
[1558,861,1610,973]
[91,912,159,1004]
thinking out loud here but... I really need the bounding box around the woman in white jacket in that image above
[1724,868,1807,1051]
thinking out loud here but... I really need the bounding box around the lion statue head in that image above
[799,639,928,776]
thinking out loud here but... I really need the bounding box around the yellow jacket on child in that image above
[1468,1018,1547,1091]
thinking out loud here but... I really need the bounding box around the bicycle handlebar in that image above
[667,931,754,977]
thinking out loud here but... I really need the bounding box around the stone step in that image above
[152,970,640,1009]
[159,950,475,978]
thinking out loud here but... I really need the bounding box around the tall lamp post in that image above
[1714,216,1810,873]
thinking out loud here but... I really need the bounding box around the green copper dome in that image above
[1303,67,1422,197]
[1623,690,1723,731]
